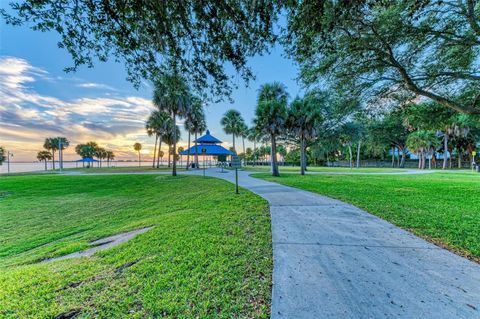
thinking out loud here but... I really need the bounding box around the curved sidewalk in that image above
[187,168,479,319]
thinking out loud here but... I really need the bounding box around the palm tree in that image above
[254,82,289,176]
[239,122,248,165]
[184,98,206,170]
[146,115,159,168]
[133,143,142,166]
[407,131,439,169]
[94,147,107,167]
[37,151,52,170]
[106,151,115,167]
[146,110,171,168]
[287,95,323,175]
[75,142,97,167]
[162,123,181,168]
[0,146,5,165]
[43,137,69,170]
[247,128,262,167]
[153,74,191,176]
[220,109,245,153]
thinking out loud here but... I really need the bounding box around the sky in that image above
[0,7,302,162]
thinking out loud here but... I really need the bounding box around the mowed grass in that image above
[241,165,399,173]
[254,171,480,260]
[64,165,174,174]
[0,174,272,318]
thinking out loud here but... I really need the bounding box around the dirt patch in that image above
[115,260,139,274]
[41,227,153,263]
[54,309,80,319]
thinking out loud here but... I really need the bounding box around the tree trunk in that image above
[52,150,56,170]
[172,112,177,176]
[391,146,395,167]
[271,134,279,176]
[168,144,171,168]
[194,132,199,169]
[458,149,462,169]
[428,150,432,169]
[400,147,406,168]
[232,134,236,154]
[300,135,306,175]
[348,144,353,168]
[356,140,361,168]
[186,132,191,170]
[44,160,47,170]
[443,133,448,169]
[253,141,256,167]
[157,139,162,168]
[152,134,158,168]
[242,136,246,166]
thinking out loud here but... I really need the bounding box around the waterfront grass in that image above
[0,174,271,318]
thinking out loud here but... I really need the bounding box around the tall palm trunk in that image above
[232,134,236,154]
[253,140,256,167]
[443,132,448,169]
[52,150,56,170]
[300,135,306,175]
[458,149,462,168]
[172,112,177,176]
[168,144,171,168]
[356,140,361,168]
[400,147,406,168]
[194,132,199,169]
[242,135,246,165]
[152,134,158,168]
[348,144,353,168]
[44,160,47,171]
[157,138,162,168]
[186,132,191,170]
[391,146,395,167]
[271,134,279,176]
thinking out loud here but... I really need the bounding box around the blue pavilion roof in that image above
[194,130,222,144]
[179,144,234,156]
[76,157,99,162]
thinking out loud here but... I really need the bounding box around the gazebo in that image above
[179,130,234,167]
[75,157,98,168]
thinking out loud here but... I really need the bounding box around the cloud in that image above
[0,56,155,161]
[76,82,116,90]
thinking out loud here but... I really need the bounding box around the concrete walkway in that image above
[187,168,480,319]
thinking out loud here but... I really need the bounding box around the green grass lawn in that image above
[254,171,480,261]
[240,165,399,173]
[64,165,175,174]
[0,174,272,318]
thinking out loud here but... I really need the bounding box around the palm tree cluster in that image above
[147,73,207,176]
[43,137,69,170]
[184,97,207,169]
[230,80,477,175]
[75,141,115,168]
[246,83,480,173]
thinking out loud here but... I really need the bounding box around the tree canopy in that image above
[283,0,480,114]
[2,0,279,99]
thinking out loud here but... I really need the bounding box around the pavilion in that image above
[75,157,99,168]
[179,130,234,166]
